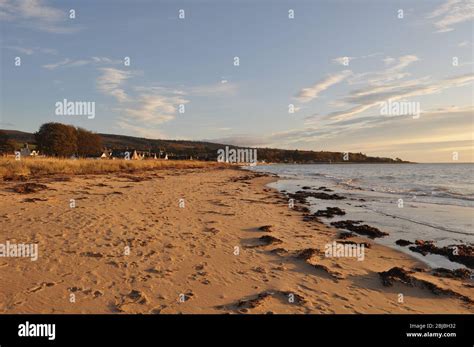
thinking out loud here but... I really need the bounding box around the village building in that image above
[20,143,31,157]
[19,144,40,157]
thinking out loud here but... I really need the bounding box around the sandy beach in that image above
[0,166,472,314]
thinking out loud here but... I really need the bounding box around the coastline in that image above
[0,167,472,313]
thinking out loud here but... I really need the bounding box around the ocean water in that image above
[248,163,474,269]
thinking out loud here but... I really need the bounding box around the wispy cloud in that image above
[427,0,474,33]
[234,105,474,159]
[328,73,474,121]
[42,56,122,70]
[121,86,189,126]
[332,53,381,66]
[0,0,79,33]
[3,45,57,55]
[95,69,193,138]
[96,68,133,103]
[295,70,352,103]
[288,52,473,156]
[350,55,419,86]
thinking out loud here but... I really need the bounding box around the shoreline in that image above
[0,167,472,313]
[247,164,474,270]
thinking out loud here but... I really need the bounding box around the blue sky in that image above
[1,0,473,162]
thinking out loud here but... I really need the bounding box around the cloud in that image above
[458,40,471,47]
[42,56,122,70]
[95,66,240,138]
[42,58,71,69]
[427,0,474,33]
[245,104,474,160]
[295,70,351,103]
[350,55,419,86]
[332,53,381,66]
[95,69,190,137]
[121,87,189,126]
[96,68,133,103]
[0,0,79,33]
[3,45,57,55]
[383,57,396,65]
[328,73,474,121]
[282,57,473,156]
[332,56,354,66]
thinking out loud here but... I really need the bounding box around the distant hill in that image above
[0,129,408,163]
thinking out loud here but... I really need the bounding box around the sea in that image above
[248,163,474,270]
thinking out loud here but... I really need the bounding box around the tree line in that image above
[0,123,102,157]
[0,122,406,162]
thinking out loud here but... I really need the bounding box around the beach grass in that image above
[0,157,229,179]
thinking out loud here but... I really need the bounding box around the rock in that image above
[395,239,413,247]
[302,214,322,223]
[379,267,473,303]
[330,220,388,238]
[288,190,346,204]
[409,242,473,269]
[317,186,333,192]
[294,206,310,213]
[432,268,472,280]
[338,232,355,239]
[379,267,414,287]
[314,207,346,218]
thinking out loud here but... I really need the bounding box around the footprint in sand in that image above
[217,290,307,313]
[26,281,58,294]
[150,305,168,314]
[245,235,283,248]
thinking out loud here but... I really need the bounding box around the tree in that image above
[35,123,77,157]
[77,128,102,157]
[0,131,16,154]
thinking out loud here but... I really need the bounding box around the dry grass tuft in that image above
[0,157,230,180]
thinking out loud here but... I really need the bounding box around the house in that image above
[19,144,40,157]
[100,148,112,159]
[131,150,140,160]
[20,143,31,157]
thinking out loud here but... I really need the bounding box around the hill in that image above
[0,129,407,163]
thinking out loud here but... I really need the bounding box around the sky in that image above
[0,0,473,163]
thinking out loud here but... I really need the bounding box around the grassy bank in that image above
[0,157,229,179]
